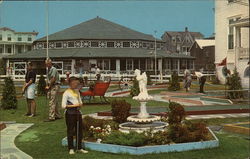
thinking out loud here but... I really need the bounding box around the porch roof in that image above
[4,48,195,60]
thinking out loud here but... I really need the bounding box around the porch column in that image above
[235,27,241,66]
[116,59,120,74]
[71,59,76,75]
[177,59,180,75]
[6,60,9,75]
[3,44,5,54]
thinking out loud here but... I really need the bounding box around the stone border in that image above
[62,128,219,155]
[224,122,250,135]
[200,96,233,104]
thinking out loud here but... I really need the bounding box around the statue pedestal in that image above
[138,101,149,119]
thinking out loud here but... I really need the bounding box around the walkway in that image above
[0,123,33,159]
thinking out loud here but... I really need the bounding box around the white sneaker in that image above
[78,149,88,154]
[69,149,75,155]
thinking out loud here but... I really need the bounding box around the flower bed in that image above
[62,128,219,155]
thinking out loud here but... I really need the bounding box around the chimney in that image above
[185,27,188,32]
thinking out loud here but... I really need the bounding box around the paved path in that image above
[0,123,33,159]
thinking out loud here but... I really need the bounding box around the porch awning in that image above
[3,48,195,60]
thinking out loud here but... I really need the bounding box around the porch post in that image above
[177,59,180,75]
[235,27,241,66]
[3,44,5,54]
[71,59,76,75]
[116,59,120,74]
[6,59,9,75]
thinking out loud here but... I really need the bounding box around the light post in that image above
[154,30,157,82]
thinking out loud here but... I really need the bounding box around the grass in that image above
[0,86,249,159]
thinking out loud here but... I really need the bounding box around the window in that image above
[91,41,99,47]
[27,35,32,41]
[142,43,147,48]
[228,0,234,3]
[27,45,32,51]
[17,46,22,53]
[163,59,171,70]
[126,59,133,70]
[228,19,234,49]
[7,34,11,41]
[0,34,2,41]
[123,42,130,48]
[244,66,250,77]
[52,61,63,74]
[172,36,176,42]
[44,43,48,48]
[146,59,153,70]
[17,35,22,41]
[107,42,114,48]
[150,43,154,49]
[103,59,110,70]
[172,59,178,70]
[67,41,74,48]
[63,61,71,73]
[0,45,3,53]
[7,46,12,53]
[55,42,62,48]
[157,43,161,49]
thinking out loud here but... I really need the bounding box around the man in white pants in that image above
[22,62,37,117]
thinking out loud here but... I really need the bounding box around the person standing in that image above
[183,69,192,92]
[44,59,61,122]
[62,77,88,155]
[22,62,37,117]
[195,71,207,93]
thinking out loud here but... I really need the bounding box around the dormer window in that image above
[7,34,11,41]
[91,41,99,47]
[18,35,22,41]
[67,41,75,48]
[55,42,62,48]
[123,42,130,48]
[107,42,114,48]
[27,35,32,41]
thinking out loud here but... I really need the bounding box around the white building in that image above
[0,27,38,58]
[215,0,249,88]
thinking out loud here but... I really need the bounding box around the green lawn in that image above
[0,94,249,159]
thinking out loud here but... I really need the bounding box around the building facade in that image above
[215,0,249,88]
[0,27,38,58]
[190,39,215,71]
[4,17,195,80]
[161,27,204,55]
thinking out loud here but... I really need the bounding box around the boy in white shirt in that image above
[62,77,88,155]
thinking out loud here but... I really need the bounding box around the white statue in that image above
[133,69,153,101]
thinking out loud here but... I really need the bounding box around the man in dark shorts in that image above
[22,62,37,117]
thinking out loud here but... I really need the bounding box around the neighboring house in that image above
[215,0,249,88]
[161,27,204,55]
[190,39,215,71]
[4,17,194,79]
[0,27,38,58]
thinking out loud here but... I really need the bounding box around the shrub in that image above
[211,75,220,84]
[1,77,17,109]
[130,77,139,97]
[226,68,243,99]
[103,131,148,147]
[0,59,5,75]
[37,75,46,96]
[146,72,153,85]
[167,102,186,125]
[168,71,180,91]
[145,130,170,145]
[111,99,131,123]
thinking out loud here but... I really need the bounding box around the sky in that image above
[0,0,215,39]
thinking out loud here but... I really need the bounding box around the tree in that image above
[168,71,180,91]
[1,77,17,109]
[226,68,243,99]
[37,75,46,96]
[130,77,140,97]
